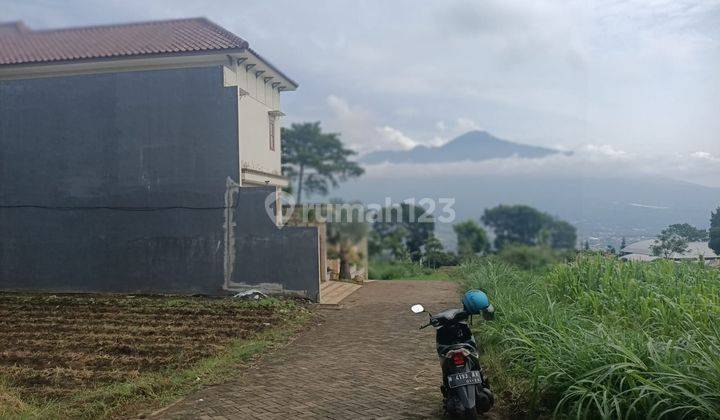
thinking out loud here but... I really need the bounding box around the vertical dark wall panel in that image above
[0,67,237,294]
[231,187,320,301]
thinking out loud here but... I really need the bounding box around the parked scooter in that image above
[411,290,495,419]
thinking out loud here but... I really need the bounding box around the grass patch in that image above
[0,296,311,419]
[0,383,30,419]
[497,245,559,270]
[369,260,453,280]
[456,256,720,419]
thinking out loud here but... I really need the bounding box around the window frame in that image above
[268,115,276,151]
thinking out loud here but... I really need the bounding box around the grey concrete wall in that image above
[0,67,236,294]
[231,187,320,301]
[0,67,238,207]
[0,67,320,299]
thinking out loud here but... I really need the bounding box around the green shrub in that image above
[425,251,459,268]
[498,245,557,270]
[458,256,720,418]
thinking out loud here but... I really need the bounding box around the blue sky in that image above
[4,0,720,185]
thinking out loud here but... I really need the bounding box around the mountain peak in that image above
[454,130,493,139]
[362,131,564,164]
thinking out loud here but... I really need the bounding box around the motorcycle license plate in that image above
[447,370,483,388]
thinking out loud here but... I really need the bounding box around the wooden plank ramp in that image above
[319,281,362,306]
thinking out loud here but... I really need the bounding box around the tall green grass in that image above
[369,260,448,280]
[457,256,720,419]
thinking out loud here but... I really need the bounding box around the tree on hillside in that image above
[369,225,410,261]
[665,223,708,242]
[481,205,550,250]
[651,228,690,259]
[453,220,490,259]
[620,237,627,250]
[548,220,578,249]
[281,122,364,203]
[373,203,434,262]
[423,235,457,268]
[367,230,384,258]
[710,208,720,255]
[481,204,577,250]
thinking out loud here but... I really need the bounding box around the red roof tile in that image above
[0,18,249,66]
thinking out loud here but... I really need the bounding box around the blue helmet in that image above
[462,290,490,314]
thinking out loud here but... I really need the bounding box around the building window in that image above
[269,115,276,151]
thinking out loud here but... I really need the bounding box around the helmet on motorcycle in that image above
[462,290,490,314]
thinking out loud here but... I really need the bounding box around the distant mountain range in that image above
[361,130,570,164]
[326,130,719,249]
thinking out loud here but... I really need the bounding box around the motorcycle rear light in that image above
[452,353,465,366]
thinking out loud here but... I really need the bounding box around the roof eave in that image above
[0,49,246,80]
[247,47,298,90]
[0,47,246,69]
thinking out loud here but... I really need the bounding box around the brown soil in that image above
[0,293,290,401]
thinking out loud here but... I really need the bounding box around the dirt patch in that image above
[0,293,302,403]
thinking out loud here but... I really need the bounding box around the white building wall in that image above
[223,60,286,185]
[239,95,281,176]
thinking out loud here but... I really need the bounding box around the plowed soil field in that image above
[0,293,305,406]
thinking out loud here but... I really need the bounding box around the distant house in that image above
[0,18,322,299]
[620,239,719,264]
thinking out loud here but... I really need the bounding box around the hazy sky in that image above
[4,0,720,184]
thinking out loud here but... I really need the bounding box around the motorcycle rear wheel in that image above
[463,408,478,420]
[475,387,494,413]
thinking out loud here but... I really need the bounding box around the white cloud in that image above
[324,95,375,149]
[455,118,482,133]
[691,151,720,162]
[326,94,357,119]
[583,144,630,159]
[428,136,447,147]
[325,95,420,153]
[376,126,417,150]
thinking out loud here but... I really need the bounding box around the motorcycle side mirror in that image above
[410,304,425,314]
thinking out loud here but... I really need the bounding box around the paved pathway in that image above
[155,280,463,419]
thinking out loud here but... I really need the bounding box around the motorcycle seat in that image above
[431,308,467,324]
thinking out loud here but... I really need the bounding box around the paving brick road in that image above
[154,280,464,419]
